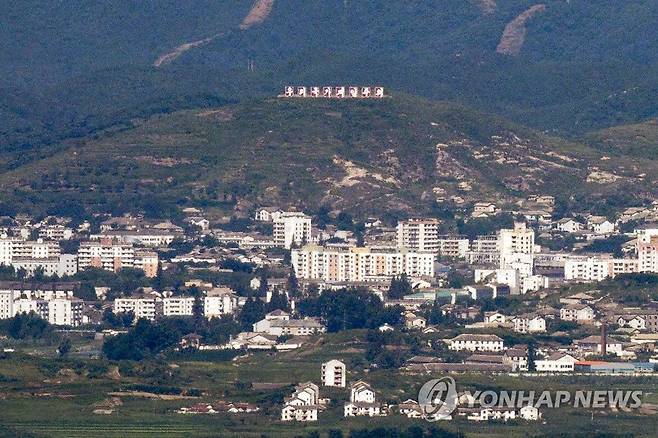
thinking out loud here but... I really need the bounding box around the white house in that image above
[512,315,547,333]
[588,216,615,234]
[483,311,507,326]
[535,352,578,372]
[344,380,386,417]
[556,218,582,233]
[560,304,595,322]
[281,382,320,422]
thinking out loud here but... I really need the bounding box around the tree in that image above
[267,289,290,312]
[57,338,72,357]
[286,269,299,297]
[192,290,205,329]
[2,312,52,339]
[238,296,266,330]
[387,274,412,299]
[298,288,403,332]
[102,318,180,360]
[257,270,269,296]
[527,341,537,372]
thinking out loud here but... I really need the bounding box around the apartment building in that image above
[291,245,435,283]
[344,380,385,417]
[273,212,312,249]
[498,222,535,255]
[204,287,238,318]
[321,359,346,387]
[38,225,73,241]
[113,296,161,321]
[396,219,440,252]
[0,237,60,266]
[0,283,83,326]
[11,254,78,278]
[78,241,135,273]
[134,250,159,278]
[437,235,470,258]
[90,230,178,247]
[638,235,658,273]
[564,256,610,282]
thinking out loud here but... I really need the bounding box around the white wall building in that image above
[273,212,312,249]
[321,359,346,387]
[291,245,435,283]
[396,219,440,252]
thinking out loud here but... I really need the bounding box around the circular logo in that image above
[418,376,458,421]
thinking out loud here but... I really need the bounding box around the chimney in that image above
[600,323,607,356]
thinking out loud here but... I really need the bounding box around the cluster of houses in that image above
[281,359,545,423]
[281,360,387,422]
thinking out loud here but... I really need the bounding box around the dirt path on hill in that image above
[154,0,275,67]
[496,4,546,55]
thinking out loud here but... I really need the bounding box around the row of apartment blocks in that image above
[113,287,238,320]
[291,245,435,283]
[0,283,83,326]
[563,229,658,282]
[396,220,535,259]
[0,237,159,278]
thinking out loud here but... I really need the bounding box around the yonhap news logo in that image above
[417,376,643,422]
[417,377,458,421]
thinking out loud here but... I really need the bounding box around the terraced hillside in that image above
[1,96,656,218]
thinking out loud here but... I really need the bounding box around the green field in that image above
[1,331,658,437]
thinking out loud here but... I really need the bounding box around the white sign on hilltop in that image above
[281,86,385,99]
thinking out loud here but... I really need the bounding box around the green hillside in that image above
[4,0,658,159]
[1,96,655,219]
[585,119,658,160]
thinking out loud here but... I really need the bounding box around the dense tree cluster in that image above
[297,288,403,332]
[0,312,52,340]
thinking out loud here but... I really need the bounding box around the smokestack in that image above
[600,324,607,356]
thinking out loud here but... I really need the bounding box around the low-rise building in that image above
[344,380,386,417]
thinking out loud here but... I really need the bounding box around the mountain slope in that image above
[1,96,655,219]
[4,0,658,158]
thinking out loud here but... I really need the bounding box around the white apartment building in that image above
[281,382,320,422]
[437,236,470,258]
[535,353,578,372]
[498,222,535,255]
[560,304,595,322]
[475,268,520,294]
[38,225,73,241]
[291,245,435,283]
[512,315,547,333]
[321,359,346,387]
[113,296,161,321]
[0,285,82,326]
[204,287,238,318]
[273,212,312,249]
[564,256,610,282]
[344,380,385,417]
[12,254,78,278]
[0,237,60,266]
[162,296,195,316]
[134,250,159,278]
[396,219,440,252]
[46,298,83,326]
[78,241,135,273]
[90,230,178,247]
